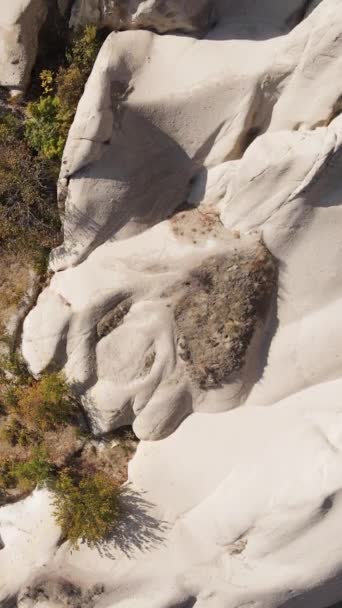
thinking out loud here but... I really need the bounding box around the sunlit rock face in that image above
[0,0,47,92]
[23,218,277,440]
[5,0,342,607]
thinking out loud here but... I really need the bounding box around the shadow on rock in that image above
[95,487,169,559]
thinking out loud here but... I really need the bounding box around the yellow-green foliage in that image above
[12,446,53,492]
[24,94,66,160]
[0,354,75,435]
[0,361,121,545]
[53,471,120,548]
[24,26,101,160]
[15,372,77,432]
[0,447,53,494]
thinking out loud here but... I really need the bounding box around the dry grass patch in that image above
[173,243,277,389]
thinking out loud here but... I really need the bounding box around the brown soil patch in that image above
[74,429,138,487]
[170,207,228,243]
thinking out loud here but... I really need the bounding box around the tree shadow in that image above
[52,112,228,268]
[94,486,169,559]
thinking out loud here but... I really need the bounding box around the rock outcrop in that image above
[0,0,47,92]
[3,0,342,607]
[69,0,215,33]
[23,220,277,440]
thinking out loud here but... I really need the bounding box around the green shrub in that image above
[53,471,120,548]
[13,446,53,491]
[25,95,65,160]
[24,26,101,161]
[15,372,77,432]
[67,25,100,75]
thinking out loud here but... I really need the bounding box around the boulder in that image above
[0,0,47,92]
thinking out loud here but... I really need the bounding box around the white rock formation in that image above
[0,490,60,601]
[69,0,215,33]
[0,0,47,92]
[4,0,342,606]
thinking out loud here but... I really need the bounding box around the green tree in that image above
[24,26,101,160]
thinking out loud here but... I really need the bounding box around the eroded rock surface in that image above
[23,218,276,440]
[54,0,341,270]
[0,0,47,92]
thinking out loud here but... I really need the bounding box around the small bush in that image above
[53,471,120,548]
[24,95,66,160]
[15,372,77,432]
[67,25,100,75]
[13,446,53,492]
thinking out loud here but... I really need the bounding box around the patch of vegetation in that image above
[12,446,54,492]
[0,110,60,261]
[174,244,277,389]
[0,460,17,492]
[12,372,78,432]
[0,353,132,547]
[0,25,104,265]
[0,416,37,447]
[25,25,102,160]
[53,470,120,548]
[0,22,123,547]
[0,354,78,436]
